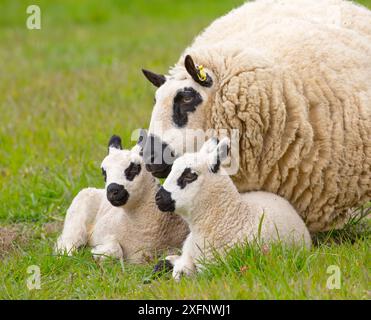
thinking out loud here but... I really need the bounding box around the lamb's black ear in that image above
[142,69,166,88]
[108,135,122,151]
[217,138,230,163]
[137,129,147,149]
[209,137,230,173]
[184,55,213,88]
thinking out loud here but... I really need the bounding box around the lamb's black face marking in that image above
[177,168,198,189]
[107,183,129,207]
[101,168,107,182]
[125,162,141,181]
[155,186,175,212]
[172,87,202,128]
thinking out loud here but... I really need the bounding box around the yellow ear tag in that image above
[197,65,207,82]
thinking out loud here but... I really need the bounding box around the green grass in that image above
[0,0,370,299]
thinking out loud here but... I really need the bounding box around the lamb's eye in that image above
[177,168,198,189]
[184,171,197,182]
[101,168,107,182]
[125,162,141,181]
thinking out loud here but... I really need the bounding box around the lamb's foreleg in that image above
[89,209,124,260]
[168,233,196,281]
[91,242,123,260]
[55,188,105,255]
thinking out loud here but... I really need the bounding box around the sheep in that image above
[55,135,189,263]
[141,0,371,233]
[155,137,312,281]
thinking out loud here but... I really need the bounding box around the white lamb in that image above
[155,138,311,280]
[55,135,189,263]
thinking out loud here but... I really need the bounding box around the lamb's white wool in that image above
[157,138,311,281]
[143,0,371,233]
[56,136,189,264]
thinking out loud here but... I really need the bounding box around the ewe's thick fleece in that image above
[175,0,371,232]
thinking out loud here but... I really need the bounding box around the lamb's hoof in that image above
[152,259,174,275]
[172,259,195,282]
[54,239,77,256]
[91,243,123,261]
[142,259,174,284]
[91,248,111,261]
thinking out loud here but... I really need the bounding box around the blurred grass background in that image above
[0,0,370,299]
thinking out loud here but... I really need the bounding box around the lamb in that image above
[155,137,311,281]
[141,0,371,233]
[55,135,189,263]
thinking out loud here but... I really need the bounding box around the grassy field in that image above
[0,0,370,299]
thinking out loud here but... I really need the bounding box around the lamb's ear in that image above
[200,137,218,155]
[207,137,230,173]
[137,129,147,149]
[142,69,166,88]
[108,135,122,153]
[184,55,213,88]
[134,129,147,156]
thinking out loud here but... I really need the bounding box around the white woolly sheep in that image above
[155,137,311,281]
[55,135,189,263]
[141,0,371,233]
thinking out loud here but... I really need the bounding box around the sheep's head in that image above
[141,54,216,179]
[155,137,230,217]
[101,134,148,208]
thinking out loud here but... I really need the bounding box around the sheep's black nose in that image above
[142,134,176,178]
[107,183,129,207]
[155,186,175,212]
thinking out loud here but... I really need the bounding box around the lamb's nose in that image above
[107,183,129,206]
[107,183,122,196]
[155,186,175,212]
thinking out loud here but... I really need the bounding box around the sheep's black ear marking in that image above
[125,162,142,181]
[177,168,198,189]
[184,55,213,88]
[142,69,166,88]
[108,135,122,151]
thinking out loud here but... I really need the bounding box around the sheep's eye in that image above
[125,162,141,181]
[182,96,193,103]
[101,168,107,182]
[177,168,198,189]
